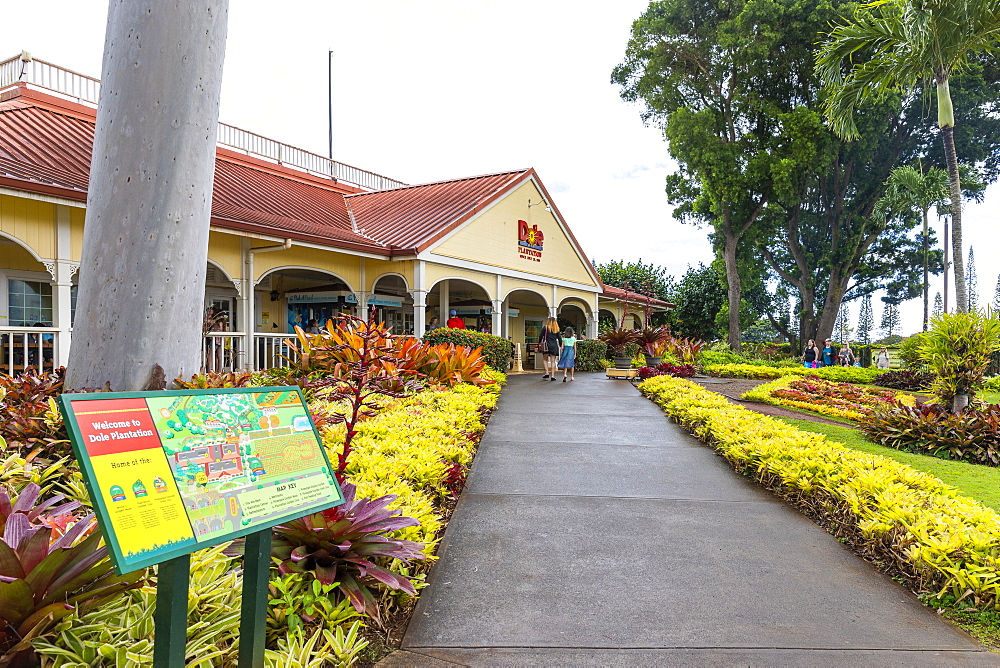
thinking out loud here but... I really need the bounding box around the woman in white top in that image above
[876,347,890,369]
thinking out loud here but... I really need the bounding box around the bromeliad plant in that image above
[271,481,427,624]
[919,311,1000,412]
[0,483,142,666]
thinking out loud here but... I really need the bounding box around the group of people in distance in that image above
[802,339,891,369]
[537,317,578,382]
[426,309,493,334]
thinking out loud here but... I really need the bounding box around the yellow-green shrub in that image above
[639,375,1000,609]
[314,376,503,557]
[704,363,881,384]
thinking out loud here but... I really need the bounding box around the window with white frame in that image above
[8,279,53,326]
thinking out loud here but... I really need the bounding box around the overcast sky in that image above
[9,0,1000,338]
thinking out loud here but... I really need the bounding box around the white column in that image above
[548,305,558,319]
[587,312,599,340]
[52,205,74,367]
[551,285,559,320]
[355,291,369,319]
[240,238,254,371]
[412,290,427,337]
[491,299,502,336]
[493,274,503,336]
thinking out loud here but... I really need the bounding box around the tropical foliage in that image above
[742,376,912,421]
[640,375,1000,610]
[920,311,1000,410]
[860,403,1000,467]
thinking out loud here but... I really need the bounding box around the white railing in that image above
[202,332,246,373]
[253,333,298,370]
[1,327,60,375]
[0,54,407,192]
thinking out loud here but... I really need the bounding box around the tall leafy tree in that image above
[934,291,944,317]
[967,246,980,310]
[834,301,852,343]
[816,0,1000,312]
[613,0,815,350]
[993,274,1000,311]
[858,294,874,345]
[669,263,726,341]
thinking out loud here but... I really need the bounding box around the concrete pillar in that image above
[491,299,502,336]
[355,291,369,319]
[412,290,427,337]
[52,205,74,367]
[239,237,253,370]
[548,305,558,319]
[587,312,599,340]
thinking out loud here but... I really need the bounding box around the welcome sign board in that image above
[59,387,344,574]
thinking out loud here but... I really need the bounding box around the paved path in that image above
[383,372,996,666]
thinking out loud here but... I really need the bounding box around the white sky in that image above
[9,0,999,338]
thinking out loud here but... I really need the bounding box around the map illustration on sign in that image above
[60,387,343,574]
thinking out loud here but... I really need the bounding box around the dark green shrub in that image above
[575,340,607,371]
[897,333,929,370]
[699,350,746,367]
[874,369,934,391]
[860,404,1000,466]
[421,328,512,371]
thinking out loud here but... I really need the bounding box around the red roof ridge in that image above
[345,168,531,198]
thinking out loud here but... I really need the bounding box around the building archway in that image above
[257,267,356,334]
[428,278,493,332]
[598,308,617,332]
[0,236,62,373]
[504,288,550,370]
[371,273,414,334]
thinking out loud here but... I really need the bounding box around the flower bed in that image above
[704,362,881,384]
[742,376,911,421]
[639,375,1000,610]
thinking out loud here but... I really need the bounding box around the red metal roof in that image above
[0,85,599,272]
[602,285,674,309]
[346,170,530,252]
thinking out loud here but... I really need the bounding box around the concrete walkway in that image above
[383,372,996,666]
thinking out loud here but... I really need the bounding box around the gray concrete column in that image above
[412,290,427,337]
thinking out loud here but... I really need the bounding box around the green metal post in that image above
[238,529,271,668]
[153,554,190,668]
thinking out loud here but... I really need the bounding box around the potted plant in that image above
[636,326,670,366]
[599,328,639,369]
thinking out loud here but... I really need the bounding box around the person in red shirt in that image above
[446,309,465,329]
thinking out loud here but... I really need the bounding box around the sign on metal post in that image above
[59,386,344,666]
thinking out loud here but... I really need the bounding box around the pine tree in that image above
[857,294,873,345]
[993,274,1000,312]
[880,301,900,339]
[967,246,979,311]
[933,292,943,318]
[834,302,851,343]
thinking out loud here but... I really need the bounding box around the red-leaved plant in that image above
[271,481,426,624]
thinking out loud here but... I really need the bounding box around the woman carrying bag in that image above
[539,317,562,381]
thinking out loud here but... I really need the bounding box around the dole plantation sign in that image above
[60,386,344,668]
[517,219,544,262]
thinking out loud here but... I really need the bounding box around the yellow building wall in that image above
[500,277,551,305]
[557,288,596,313]
[70,208,85,260]
[0,242,48,272]
[207,231,243,282]
[252,244,361,290]
[432,181,599,287]
[425,264,496,299]
[0,194,55,260]
[364,258,414,292]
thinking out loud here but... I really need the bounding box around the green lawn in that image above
[778,417,1000,511]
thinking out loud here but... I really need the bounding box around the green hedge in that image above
[575,340,608,372]
[422,327,512,371]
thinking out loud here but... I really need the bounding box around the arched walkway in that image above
[371,274,414,334]
[428,278,493,333]
[504,288,550,370]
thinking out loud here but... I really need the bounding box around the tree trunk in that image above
[66,0,230,390]
[722,226,742,352]
[941,125,966,312]
[922,208,929,330]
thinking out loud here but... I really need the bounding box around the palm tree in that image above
[815,0,1000,313]
[878,163,949,330]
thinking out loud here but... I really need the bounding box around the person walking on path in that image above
[446,310,465,329]
[821,339,838,367]
[539,317,562,381]
[557,326,577,381]
[802,339,820,368]
[876,346,891,369]
[839,343,855,366]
